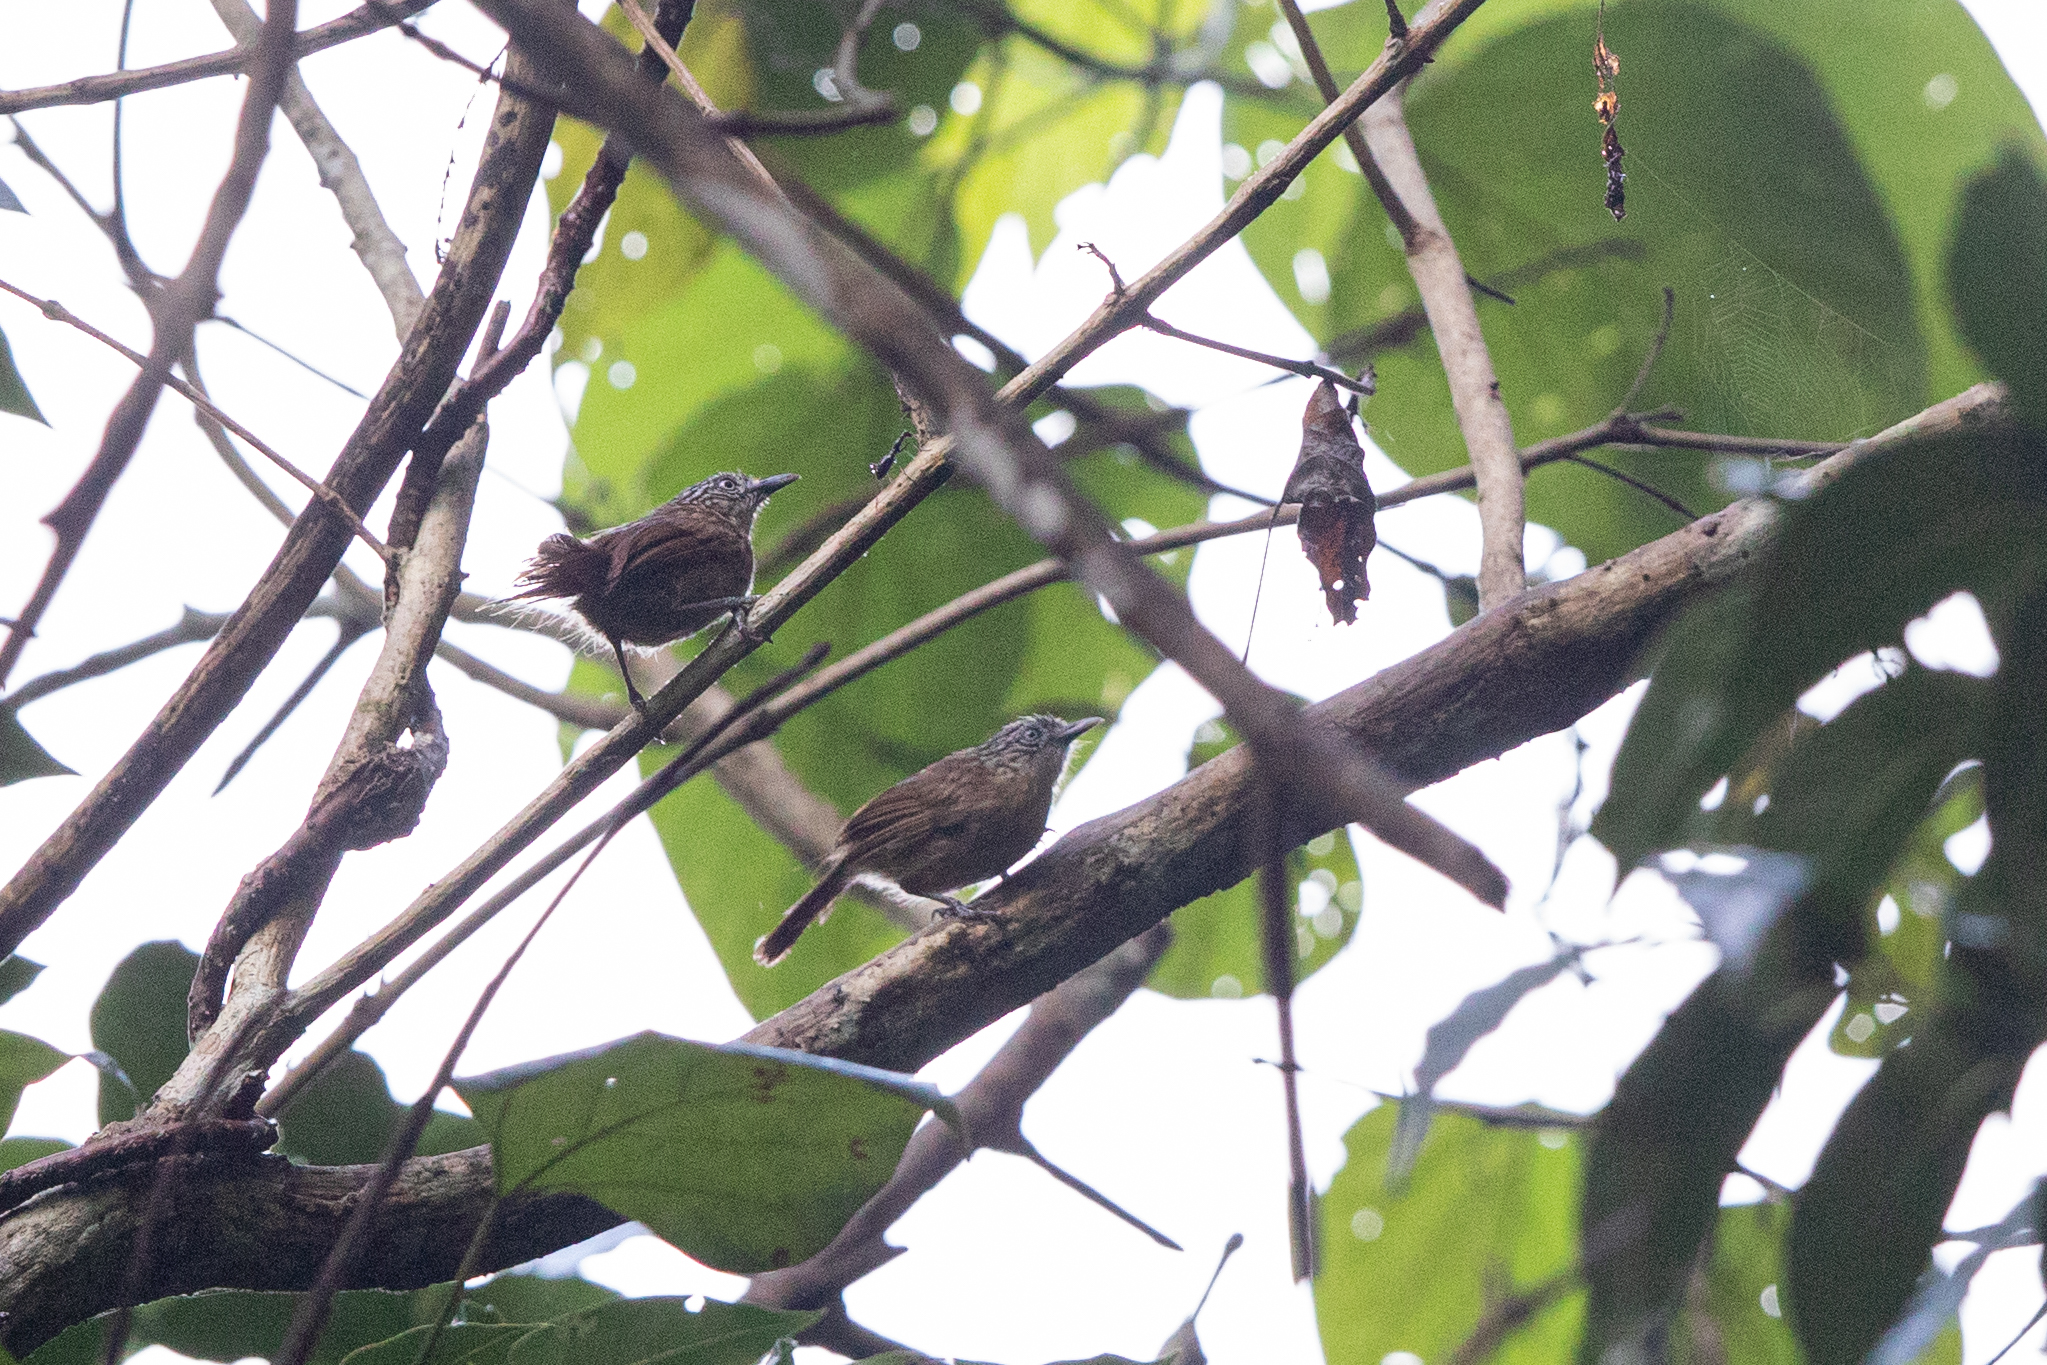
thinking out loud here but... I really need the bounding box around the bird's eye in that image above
[718,475,739,490]
[1023,724,1044,744]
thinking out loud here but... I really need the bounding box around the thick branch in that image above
[1360,82,1525,610]
[0,386,2004,1350]
[742,386,2005,1069]
[482,0,1507,911]
[0,48,553,960]
[0,2,440,116]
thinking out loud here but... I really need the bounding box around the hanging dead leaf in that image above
[1282,381,1377,625]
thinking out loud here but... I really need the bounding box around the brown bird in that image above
[755,714,1103,965]
[510,470,798,712]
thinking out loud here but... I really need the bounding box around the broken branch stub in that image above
[1283,381,1379,625]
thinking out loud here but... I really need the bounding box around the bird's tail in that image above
[508,533,603,602]
[755,853,851,966]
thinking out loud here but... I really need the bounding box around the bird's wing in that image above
[839,757,975,857]
[605,516,751,594]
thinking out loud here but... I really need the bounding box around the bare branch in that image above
[481,0,1509,909]
[0,48,554,963]
[0,0,301,688]
[746,924,1175,1311]
[0,280,396,562]
[206,0,425,339]
[1360,83,1525,610]
[0,1,441,117]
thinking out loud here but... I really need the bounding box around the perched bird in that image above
[510,470,798,712]
[755,714,1103,965]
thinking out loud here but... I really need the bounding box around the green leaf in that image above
[27,1278,618,1365]
[275,1047,485,1166]
[341,1324,533,1365]
[1671,1202,1798,1365]
[1948,148,2047,433]
[1832,767,1981,1058]
[0,1031,68,1134]
[500,1298,813,1365]
[88,940,197,1126]
[1593,415,2047,873]
[0,955,45,1006]
[1316,1105,1579,1365]
[454,1032,952,1273]
[645,766,903,1022]
[1147,720,1363,999]
[1578,969,1832,1363]
[0,326,46,425]
[1785,1021,2018,1365]
[0,709,72,786]
[0,1136,69,1173]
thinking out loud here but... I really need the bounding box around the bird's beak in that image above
[1057,716,1104,744]
[750,472,800,497]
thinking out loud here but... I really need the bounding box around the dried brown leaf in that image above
[1282,382,1377,625]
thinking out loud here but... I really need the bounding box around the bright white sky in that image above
[1,4,2045,1364]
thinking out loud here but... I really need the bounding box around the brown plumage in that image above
[755,714,1103,965]
[511,470,797,711]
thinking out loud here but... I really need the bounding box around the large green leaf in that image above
[1147,721,1362,998]
[1233,0,2041,565]
[1785,1021,2018,1365]
[88,940,197,1126]
[1316,1105,1580,1365]
[1593,416,2047,874]
[0,710,72,787]
[454,1032,953,1273]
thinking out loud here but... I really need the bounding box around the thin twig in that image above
[211,315,371,397]
[0,280,394,562]
[4,609,231,708]
[1271,0,1420,245]
[1616,285,1675,416]
[1254,779,1314,1282]
[207,0,426,338]
[0,2,440,116]
[1560,452,1696,521]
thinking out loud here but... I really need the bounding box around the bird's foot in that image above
[931,894,1000,923]
[730,595,774,644]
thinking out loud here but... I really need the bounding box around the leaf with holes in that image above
[455,1032,955,1273]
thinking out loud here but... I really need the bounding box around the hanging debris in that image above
[1595,5,1626,220]
[1282,381,1378,625]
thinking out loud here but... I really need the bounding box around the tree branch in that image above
[0,386,2005,1351]
[0,1,441,116]
[746,924,1175,1311]
[481,0,1509,908]
[0,44,553,961]
[1360,82,1525,610]
[205,0,425,339]
[0,0,300,688]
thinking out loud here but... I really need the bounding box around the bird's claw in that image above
[932,894,999,923]
[731,596,774,644]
